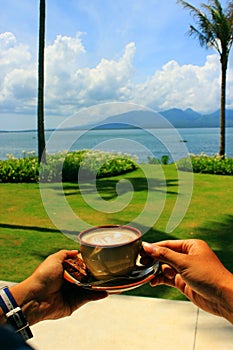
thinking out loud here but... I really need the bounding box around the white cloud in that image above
[0,32,16,49]
[0,32,36,113]
[132,55,223,113]
[0,32,31,72]
[0,31,232,129]
[83,42,135,101]
[44,39,136,116]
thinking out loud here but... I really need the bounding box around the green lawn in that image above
[0,164,232,300]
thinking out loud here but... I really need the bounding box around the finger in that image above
[149,239,208,255]
[142,242,187,271]
[150,274,176,287]
[149,264,177,287]
[47,249,79,264]
[144,240,188,253]
[161,264,176,279]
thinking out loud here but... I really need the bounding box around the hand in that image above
[10,250,108,325]
[142,239,233,324]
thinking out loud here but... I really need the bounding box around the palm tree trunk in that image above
[37,0,46,164]
[219,55,227,158]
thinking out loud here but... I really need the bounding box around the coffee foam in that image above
[82,228,137,246]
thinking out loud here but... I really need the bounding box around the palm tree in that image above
[177,0,233,157]
[37,0,46,164]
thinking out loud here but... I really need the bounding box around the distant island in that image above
[83,108,233,129]
[1,108,233,132]
[160,108,233,128]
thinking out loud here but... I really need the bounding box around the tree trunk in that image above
[219,54,227,158]
[37,0,46,164]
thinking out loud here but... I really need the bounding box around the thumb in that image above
[142,242,186,271]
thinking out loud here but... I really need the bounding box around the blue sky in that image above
[0,0,232,130]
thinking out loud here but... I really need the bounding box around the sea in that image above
[0,127,233,162]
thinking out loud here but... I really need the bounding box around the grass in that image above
[0,164,233,300]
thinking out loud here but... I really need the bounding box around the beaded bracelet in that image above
[0,286,33,340]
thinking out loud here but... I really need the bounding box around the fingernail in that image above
[70,250,78,254]
[142,242,151,249]
[142,242,157,253]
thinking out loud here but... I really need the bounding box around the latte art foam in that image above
[82,228,137,246]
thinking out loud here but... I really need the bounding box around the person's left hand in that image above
[11,250,108,325]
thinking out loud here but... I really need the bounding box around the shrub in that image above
[147,156,160,164]
[41,150,138,182]
[0,150,138,183]
[62,150,87,181]
[0,152,39,183]
[40,150,88,182]
[147,155,170,165]
[78,150,138,179]
[161,155,169,165]
[177,153,233,175]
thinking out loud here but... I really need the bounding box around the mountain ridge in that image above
[1,108,233,132]
[91,108,233,129]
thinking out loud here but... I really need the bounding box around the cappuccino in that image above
[82,227,137,246]
[78,225,142,280]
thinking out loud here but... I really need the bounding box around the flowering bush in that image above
[39,150,88,182]
[0,150,138,183]
[177,153,233,175]
[79,150,138,178]
[0,152,39,183]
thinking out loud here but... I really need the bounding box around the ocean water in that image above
[0,127,232,162]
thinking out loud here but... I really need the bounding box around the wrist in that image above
[219,272,233,324]
[0,286,33,340]
[9,278,42,326]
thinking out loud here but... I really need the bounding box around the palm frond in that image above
[177,0,219,52]
[177,0,206,19]
[177,0,233,55]
[177,0,233,157]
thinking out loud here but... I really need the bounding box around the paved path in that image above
[1,281,232,349]
[29,295,232,350]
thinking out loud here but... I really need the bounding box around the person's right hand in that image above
[142,239,233,324]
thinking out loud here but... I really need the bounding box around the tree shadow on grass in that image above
[0,223,79,261]
[0,222,61,234]
[192,214,233,272]
[61,176,179,201]
[0,223,79,237]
